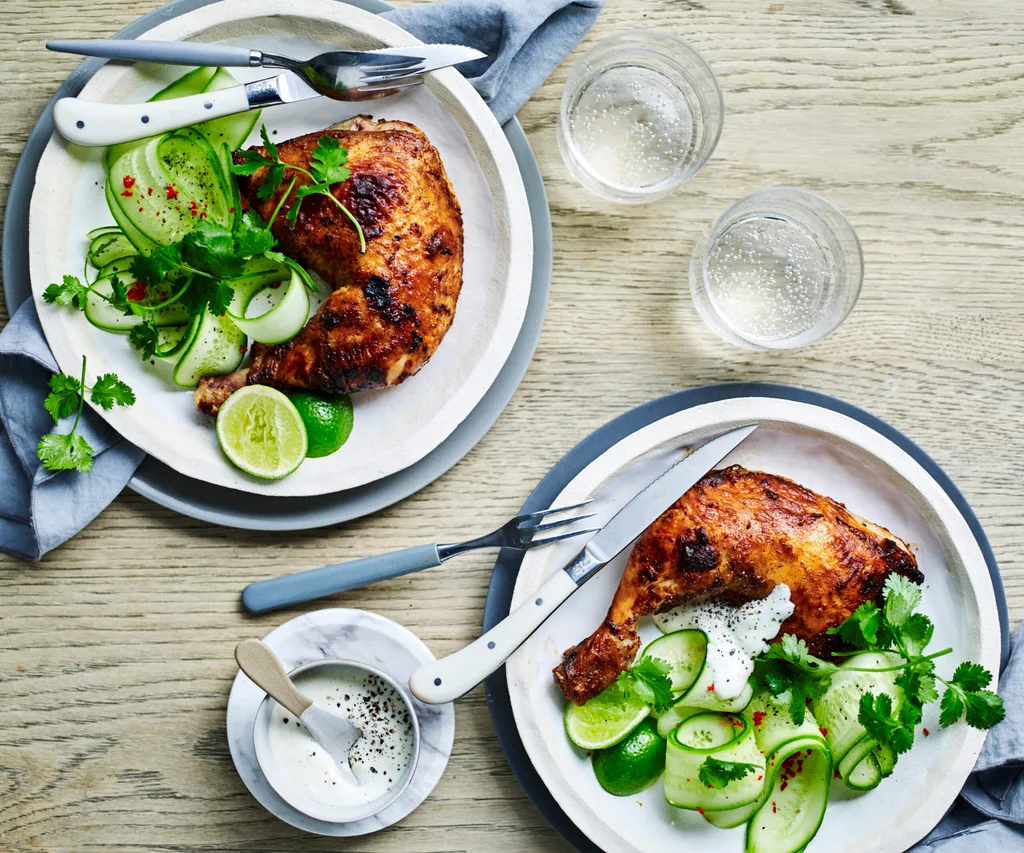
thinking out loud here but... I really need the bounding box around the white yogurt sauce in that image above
[266,665,415,807]
[654,585,795,699]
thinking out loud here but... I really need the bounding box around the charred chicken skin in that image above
[195,116,463,414]
[553,465,923,706]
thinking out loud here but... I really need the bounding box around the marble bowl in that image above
[253,658,421,824]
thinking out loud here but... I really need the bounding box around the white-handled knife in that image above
[408,424,759,705]
[51,43,484,147]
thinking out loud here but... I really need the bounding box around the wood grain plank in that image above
[1,0,1022,850]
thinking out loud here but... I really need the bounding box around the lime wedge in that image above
[216,385,308,479]
[565,682,650,750]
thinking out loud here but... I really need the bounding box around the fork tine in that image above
[515,499,594,525]
[526,528,601,549]
[359,59,425,76]
[522,513,597,534]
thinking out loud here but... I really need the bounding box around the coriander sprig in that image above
[231,127,366,252]
[615,656,674,714]
[37,355,134,473]
[699,757,758,790]
[755,575,1003,753]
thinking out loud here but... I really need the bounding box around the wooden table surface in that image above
[2,0,1023,850]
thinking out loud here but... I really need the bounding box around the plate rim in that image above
[26,0,534,497]
[3,0,553,530]
[483,383,1010,853]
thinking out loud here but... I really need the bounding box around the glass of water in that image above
[558,31,724,204]
[689,188,863,350]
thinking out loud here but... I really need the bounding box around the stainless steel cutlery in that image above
[49,40,484,147]
[408,425,758,704]
[240,501,599,614]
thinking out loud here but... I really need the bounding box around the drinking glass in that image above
[558,31,724,204]
[689,188,863,350]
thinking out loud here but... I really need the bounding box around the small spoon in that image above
[235,639,362,786]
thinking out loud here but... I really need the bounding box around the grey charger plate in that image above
[482,383,1010,853]
[2,0,550,530]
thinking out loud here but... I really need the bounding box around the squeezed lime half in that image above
[216,385,308,479]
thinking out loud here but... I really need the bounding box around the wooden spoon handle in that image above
[235,639,311,718]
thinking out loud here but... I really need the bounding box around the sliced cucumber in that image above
[664,712,766,812]
[845,752,882,791]
[704,795,766,829]
[88,231,135,269]
[874,742,896,777]
[746,743,831,853]
[84,275,191,331]
[656,704,703,739]
[154,323,193,360]
[105,178,158,252]
[172,309,246,387]
[228,267,308,345]
[196,68,260,153]
[749,692,826,757]
[104,66,218,170]
[107,128,230,249]
[676,654,754,713]
[640,630,706,695]
[86,225,123,240]
[811,651,903,769]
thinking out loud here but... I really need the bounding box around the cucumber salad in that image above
[41,68,357,479]
[564,576,1002,853]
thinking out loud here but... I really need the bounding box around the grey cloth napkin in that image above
[0,0,602,559]
[0,302,145,559]
[382,0,603,126]
[912,625,1024,849]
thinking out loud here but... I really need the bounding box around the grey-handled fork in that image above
[240,501,598,614]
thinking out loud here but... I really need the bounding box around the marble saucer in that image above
[227,609,455,836]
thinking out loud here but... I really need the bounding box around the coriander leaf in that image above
[255,162,285,201]
[616,656,674,714]
[939,687,965,728]
[182,220,237,269]
[761,634,838,677]
[44,373,83,422]
[43,274,89,309]
[89,374,135,410]
[230,147,275,176]
[699,757,758,790]
[899,612,935,657]
[37,431,94,473]
[259,124,279,162]
[951,661,992,693]
[963,690,1005,729]
[896,660,939,707]
[207,281,235,317]
[285,195,305,226]
[128,321,160,361]
[859,692,915,755]
[294,181,333,202]
[234,211,276,256]
[310,135,351,185]
[883,575,922,628]
[106,275,135,317]
[829,602,881,648]
[131,245,183,287]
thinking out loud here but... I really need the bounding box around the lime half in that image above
[287,391,353,458]
[216,385,308,479]
[565,682,650,750]
[592,718,666,796]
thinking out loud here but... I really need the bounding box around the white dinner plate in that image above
[506,397,1002,853]
[28,0,532,496]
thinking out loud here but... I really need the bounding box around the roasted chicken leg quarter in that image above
[553,466,924,706]
[195,116,463,414]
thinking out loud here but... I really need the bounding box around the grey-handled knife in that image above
[408,424,758,704]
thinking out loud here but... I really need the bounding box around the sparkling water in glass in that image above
[558,31,724,204]
[689,189,863,349]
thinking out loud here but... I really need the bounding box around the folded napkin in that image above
[0,0,602,559]
[912,625,1024,850]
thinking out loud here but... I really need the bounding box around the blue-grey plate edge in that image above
[1,0,552,531]
[483,382,1010,853]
